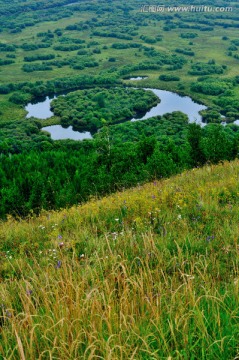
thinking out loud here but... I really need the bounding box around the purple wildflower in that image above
[206,236,215,242]
[5,310,12,318]
[56,260,62,269]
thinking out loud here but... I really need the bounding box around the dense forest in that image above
[50,87,159,132]
[1,117,239,218]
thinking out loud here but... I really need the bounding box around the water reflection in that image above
[25,96,55,119]
[26,87,208,140]
[131,88,207,124]
[42,125,92,140]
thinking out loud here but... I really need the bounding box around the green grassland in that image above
[0,0,239,124]
[0,160,239,359]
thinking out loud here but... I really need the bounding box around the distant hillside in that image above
[0,160,239,359]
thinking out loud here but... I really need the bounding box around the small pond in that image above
[129,76,148,81]
[25,96,56,119]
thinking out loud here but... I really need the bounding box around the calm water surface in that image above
[42,125,92,140]
[25,88,208,140]
[129,76,148,81]
[131,88,207,124]
[25,96,55,119]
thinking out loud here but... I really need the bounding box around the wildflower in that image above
[206,236,215,242]
[58,242,64,248]
[55,260,62,269]
[137,259,141,267]
[5,310,12,318]
[177,214,182,220]
[80,254,85,259]
[185,275,195,280]
[58,235,63,239]
[153,292,161,298]
[1,306,12,318]
[115,218,119,221]
[111,232,118,240]
[26,290,33,296]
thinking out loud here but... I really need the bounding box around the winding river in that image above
[25,86,207,140]
[131,88,206,123]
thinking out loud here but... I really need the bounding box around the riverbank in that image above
[25,86,207,140]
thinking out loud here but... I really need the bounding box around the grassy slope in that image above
[0,160,239,359]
